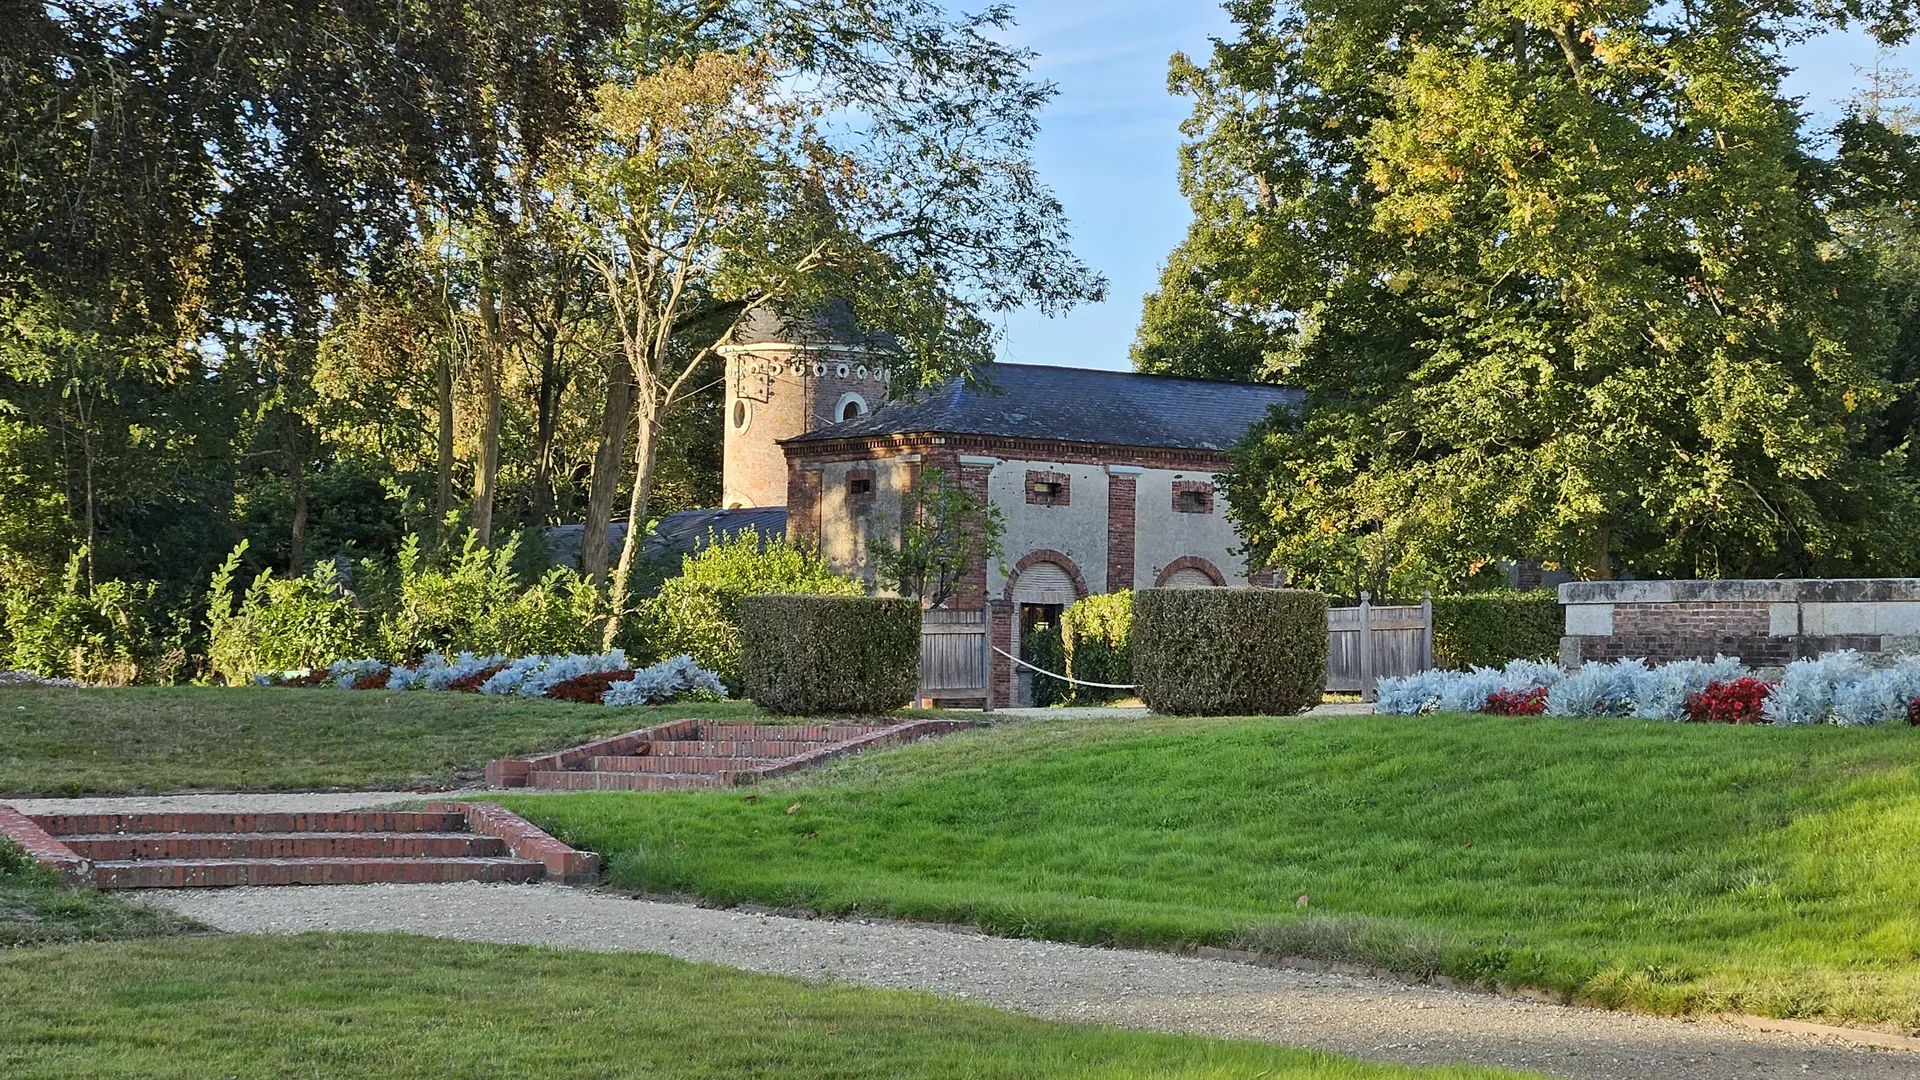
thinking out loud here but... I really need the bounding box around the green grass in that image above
[0,844,201,947]
[498,712,1920,1030]
[0,933,1531,1080]
[0,686,770,795]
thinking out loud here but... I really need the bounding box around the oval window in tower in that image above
[732,400,751,431]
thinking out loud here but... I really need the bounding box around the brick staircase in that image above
[0,802,597,889]
[487,717,981,792]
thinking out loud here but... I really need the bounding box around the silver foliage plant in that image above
[513,650,629,699]
[1763,650,1872,726]
[602,654,728,707]
[418,652,506,691]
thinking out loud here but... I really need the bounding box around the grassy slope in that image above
[0,933,1531,1080]
[500,713,1920,1029]
[0,687,766,795]
[0,844,200,947]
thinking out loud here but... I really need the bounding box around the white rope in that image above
[990,646,1137,690]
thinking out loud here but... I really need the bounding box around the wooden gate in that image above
[920,609,989,702]
[1327,593,1433,701]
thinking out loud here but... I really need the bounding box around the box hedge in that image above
[1030,591,1134,707]
[1132,588,1329,716]
[1431,591,1561,670]
[740,595,922,715]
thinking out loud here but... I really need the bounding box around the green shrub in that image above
[3,553,191,684]
[205,543,370,685]
[0,835,43,881]
[739,595,922,715]
[1060,590,1132,705]
[1132,588,1328,716]
[643,529,863,692]
[1026,623,1068,707]
[1431,590,1561,670]
[376,533,605,661]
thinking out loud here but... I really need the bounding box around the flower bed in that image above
[255,651,726,707]
[1376,650,1920,727]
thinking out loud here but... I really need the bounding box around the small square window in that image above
[1026,470,1070,507]
[851,478,873,496]
[1172,481,1214,514]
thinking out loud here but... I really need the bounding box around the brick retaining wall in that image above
[1560,579,1920,666]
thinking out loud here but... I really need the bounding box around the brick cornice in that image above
[781,432,1231,472]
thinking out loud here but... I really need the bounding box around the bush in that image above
[1061,591,1133,705]
[739,595,921,715]
[1686,678,1775,724]
[644,529,862,692]
[206,543,370,686]
[377,534,606,661]
[1484,687,1547,715]
[1132,588,1329,716]
[2,553,190,685]
[1026,624,1067,707]
[1431,591,1561,670]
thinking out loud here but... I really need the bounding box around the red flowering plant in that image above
[1483,687,1548,715]
[1685,678,1775,724]
[1909,697,1920,727]
[546,669,636,705]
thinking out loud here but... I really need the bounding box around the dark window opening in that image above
[842,400,863,421]
[850,477,873,496]
[1020,603,1063,654]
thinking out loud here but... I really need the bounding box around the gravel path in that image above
[2,791,441,816]
[144,882,1919,1080]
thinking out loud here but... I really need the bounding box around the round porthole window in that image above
[732,400,751,431]
[856,364,869,379]
[812,361,827,377]
[836,362,850,378]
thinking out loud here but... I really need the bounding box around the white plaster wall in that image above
[816,457,911,588]
[1131,468,1247,588]
[984,459,1110,597]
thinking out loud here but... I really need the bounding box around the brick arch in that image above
[1003,549,1091,603]
[1154,555,1226,587]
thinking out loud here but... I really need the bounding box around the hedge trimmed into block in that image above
[1132,588,1329,716]
[1431,591,1561,670]
[740,595,922,715]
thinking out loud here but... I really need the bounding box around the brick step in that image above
[59,831,508,861]
[527,770,721,791]
[639,739,833,758]
[586,755,768,775]
[32,811,468,837]
[694,724,885,743]
[90,856,545,890]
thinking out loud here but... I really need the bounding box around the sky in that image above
[983,2,1920,372]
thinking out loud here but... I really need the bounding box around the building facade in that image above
[717,344,1300,706]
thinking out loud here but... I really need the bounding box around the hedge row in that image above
[740,595,922,715]
[1132,588,1328,716]
[1430,591,1561,670]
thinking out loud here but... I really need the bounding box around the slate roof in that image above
[731,302,900,351]
[544,507,789,570]
[784,363,1302,452]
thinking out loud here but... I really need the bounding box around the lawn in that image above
[0,686,762,796]
[499,712,1920,1030]
[0,839,201,947]
[0,932,1530,1080]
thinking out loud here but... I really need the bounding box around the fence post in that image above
[1358,591,1375,702]
[1420,589,1434,673]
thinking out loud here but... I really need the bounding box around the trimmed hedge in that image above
[740,595,922,715]
[1431,591,1561,670]
[1132,588,1329,716]
[1030,592,1133,707]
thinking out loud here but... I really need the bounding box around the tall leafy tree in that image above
[1154,0,1920,591]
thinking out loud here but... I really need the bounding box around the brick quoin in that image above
[952,455,993,611]
[784,466,823,548]
[1106,474,1137,592]
[988,598,1016,708]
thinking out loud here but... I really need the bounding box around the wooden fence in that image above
[919,609,989,701]
[1326,593,1433,701]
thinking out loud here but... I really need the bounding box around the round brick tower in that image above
[716,310,891,509]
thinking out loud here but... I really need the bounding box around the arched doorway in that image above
[1004,551,1089,705]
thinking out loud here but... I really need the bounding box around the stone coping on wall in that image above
[1560,578,1920,605]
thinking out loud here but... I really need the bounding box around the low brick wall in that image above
[1559,579,1920,666]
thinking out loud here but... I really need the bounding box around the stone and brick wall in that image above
[1560,579,1920,667]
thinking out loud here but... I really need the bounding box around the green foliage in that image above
[644,528,863,691]
[2,553,188,685]
[0,836,39,881]
[867,466,1004,610]
[1167,1,1920,587]
[1431,591,1563,670]
[739,595,922,715]
[376,534,605,661]
[1032,591,1135,707]
[1132,588,1328,716]
[205,544,369,685]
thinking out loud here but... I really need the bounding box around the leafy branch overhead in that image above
[1145,0,1920,591]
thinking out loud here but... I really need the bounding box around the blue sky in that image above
[986,2,1920,371]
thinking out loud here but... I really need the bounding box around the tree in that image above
[869,467,1004,609]
[1157,0,1920,590]
[560,7,1103,643]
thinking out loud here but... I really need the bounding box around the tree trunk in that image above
[602,405,660,649]
[530,322,566,527]
[472,281,505,545]
[434,345,455,523]
[1582,520,1612,581]
[581,358,634,583]
[284,410,309,575]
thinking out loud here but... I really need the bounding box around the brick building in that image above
[719,318,1301,705]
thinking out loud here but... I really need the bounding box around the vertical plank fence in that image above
[919,609,989,704]
[1326,592,1433,701]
